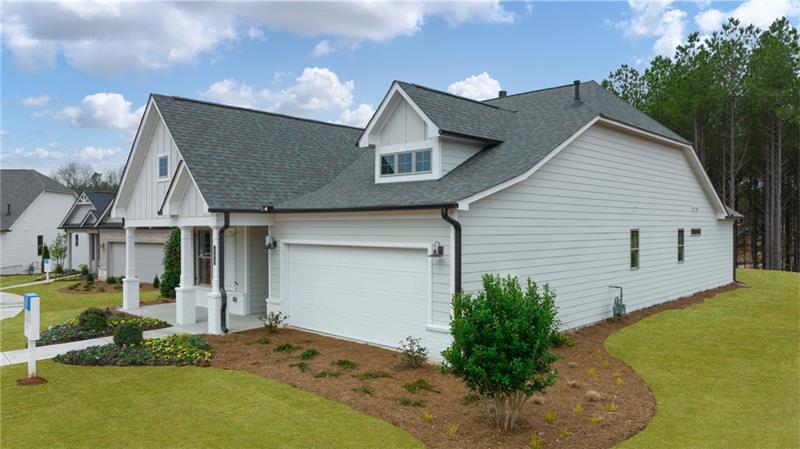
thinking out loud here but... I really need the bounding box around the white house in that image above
[0,169,76,274]
[112,80,740,357]
[59,191,169,282]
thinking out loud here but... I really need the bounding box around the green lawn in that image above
[607,269,800,449]
[0,274,42,288]
[0,361,423,449]
[0,281,160,351]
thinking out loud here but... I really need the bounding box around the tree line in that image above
[52,161,122,194]
[602,17,799,272]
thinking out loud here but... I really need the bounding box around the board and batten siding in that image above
[378,98,427,146]
[268,210,452,326]
[441,139,482,176]
[124,114,209,220]
[460,124,733,330]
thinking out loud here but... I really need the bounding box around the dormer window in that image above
[158,154,169,180]
[380,150,432,176]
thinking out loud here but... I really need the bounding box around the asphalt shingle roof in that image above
[84,191,115,215]
[1,169,74,231]
[151,81,689,213]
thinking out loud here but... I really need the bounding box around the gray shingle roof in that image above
[152,95,363,211]
[1,169,74,231]
[62,191,117,229]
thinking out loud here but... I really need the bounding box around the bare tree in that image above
[52,162,94,192]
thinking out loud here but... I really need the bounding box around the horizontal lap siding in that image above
[269,210,452,326]
[461,125,733,330]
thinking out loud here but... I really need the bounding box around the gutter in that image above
[208,203,458,214]
[218,212,230,333]
[441,207,462,293]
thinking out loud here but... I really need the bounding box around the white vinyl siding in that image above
[459,124,733,330]
[440,139,482,176]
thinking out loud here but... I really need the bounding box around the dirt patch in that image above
[208,284,737,449]
[58,281,158,295]
[17,377,48,386]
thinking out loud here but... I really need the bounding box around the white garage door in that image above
[287,244,430,348]
[108,242,164,284]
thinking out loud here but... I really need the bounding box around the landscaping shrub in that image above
[79,264,89,278]
[160,228,181,298]
[404,379,439,394]
[333,359,358,370]
[397,397,425,407]
[114,322,143,346]
[259,310,289,332]
[106,276,117,284]
[441,274,559,431]
[40,315,168,346]
[152,275,160,289]
[352,385,374,395]
[550,331,576,348]
[78,307,108,331]
[50,233,68,269]
[55,264,64,274]
[300,348,319,360]
[40,244,50,273]
[398,336,428,369]
[85,272,94,288]
[274,343,298,353]
[54,334,213,366]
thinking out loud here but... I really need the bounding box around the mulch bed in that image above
[208,283,738,449]
[16,377,48,386]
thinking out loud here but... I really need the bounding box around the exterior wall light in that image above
[265,236,278,250]
[429,241,444,258]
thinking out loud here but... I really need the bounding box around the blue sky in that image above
[1,1,798,174]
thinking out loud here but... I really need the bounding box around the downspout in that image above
[219,212,230,333]
[733,218,738,283]
[441,207,462,293]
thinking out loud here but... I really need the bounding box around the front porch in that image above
[128,303,263,334]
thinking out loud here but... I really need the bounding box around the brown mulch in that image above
[17,376,48,386]
[58,281,157,295]
[207,283,738,449]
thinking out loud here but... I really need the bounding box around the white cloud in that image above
[447,72,503,101]
[200,79,261,109]
[2,1,514,74]
[54,93,144,130]
[0,129,8,137]
[77,146,122,161]
[20,94,51,107]
[695,0,800,34]
[618,0,688,56]
[338,104,375,127]
[312,40,333,57]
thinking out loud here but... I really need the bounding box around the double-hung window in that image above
[630,229,640,269]
[380,149,432,176]
[677,229,685,263]
[37,235,43,256]
[195,230,212,285]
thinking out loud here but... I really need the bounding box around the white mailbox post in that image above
[43,258,52,281]
[23,293,40,378]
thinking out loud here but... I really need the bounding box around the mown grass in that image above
[607,269,799,448]
[0,274,42,288]
[0,361,423,449]
[0,281,160,351]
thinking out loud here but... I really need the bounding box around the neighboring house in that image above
[112,80,740,357]
[59,191,169,282]
[0,169,76,274]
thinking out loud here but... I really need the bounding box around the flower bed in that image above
[54,334,213,367]
[39,314,168,346]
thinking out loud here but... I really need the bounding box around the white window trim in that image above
[375,139,441,183]
[630,228,640,270]
[157,153,170,181]
[380,149,433,177]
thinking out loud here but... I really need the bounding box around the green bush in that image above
[78,307,108,332]
[40,244,50,273]
[442,274,559,431]
[85,272,94,287]
[114,322,143,346]
[398,336,428,369]
[259,310,289,332]
[54,334,212,366]
[152,275,160,289]
[79,264,89,278]
[106,276,117,284]
[160,228,180,298]
[300,348,319,360]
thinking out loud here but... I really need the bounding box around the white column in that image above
[122,226,140,310]
[207,225,223,335]
[67,231,72,270]
[176,226,196,325]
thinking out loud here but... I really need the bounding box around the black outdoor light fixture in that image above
[265,235,278,250]
[429,241,444,258]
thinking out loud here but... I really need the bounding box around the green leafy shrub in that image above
[55,263,64,274]
[114,322,143,346]
[54,334,212,366]
[398,336,428,369]
[106,276,117,284]
[333,359,358,370]
[40,315,168,346]
[397,397,425,407]
[290,362,310,372]
[300,348,319,360]
[152,275,160,289]
[274,343,298,353]
[85,272,94,287]
[79,264,89,278]
[441,274,559,431]
[160,228,181,298]
[78,307,108,331]
[404,379,439,394]
[259,310,289,332]
[550,331,576,348]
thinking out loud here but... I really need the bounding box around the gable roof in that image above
[151,95,364,212]
[1,169,74,231]
[272,81,695,212]
[60,191,117,230]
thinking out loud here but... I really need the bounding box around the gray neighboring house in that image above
[0,169,76,274]
[112,80,740,359]
[59,191,170,282]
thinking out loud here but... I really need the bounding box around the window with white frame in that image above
[195,230,212,285]
[677,229,685,263]
[158,154,169,180]
[380,149,432,176]
[630,229,640,269]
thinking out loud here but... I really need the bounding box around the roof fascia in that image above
[358,82,439,147]
[111,97,158,217]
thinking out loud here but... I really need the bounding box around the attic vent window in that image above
[380,150,432,176]
[691,228,702,236]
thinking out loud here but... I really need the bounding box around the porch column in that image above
[176,226,196,325]
[207,225,223,335]
[122,226,140,310]
[66,231,72,271]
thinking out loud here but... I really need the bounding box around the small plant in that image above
[247,337,270,345]
[289,362,309,372]
[607,402,619,412]
[79,264,89,278]
[573,404,583,415]
[559,427,572,438]
[78,308,108,332]
[530,434,543,449]
[612,371,622,378]
[333,359,358,370]
[113,322,143,346]
[550,331,575,348]
[259,310,289,332]
[300,348,319,360]
[591,416,603,425]
[354,371,393,380]
[585,390,602,402]
[617,377,625,386]
[602,361,610,369]
[543,412,557,424]
[422,409,432,423]
[586,367,596,378]
[313,370,341,378]
[398,336,428,369]
[352,385,374,395]
[462,393,481,405]
[274,343,298,353]
[404,379,439,394]
[152,275,160,289]
[85,272,94,287]
[397,397,425,407]
[447,423,459,436]
[106,276,117,285]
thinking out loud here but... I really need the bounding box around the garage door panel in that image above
[287,244,430,348]
[108,242,164,283]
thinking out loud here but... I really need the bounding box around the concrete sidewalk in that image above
[0,292,24,320]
